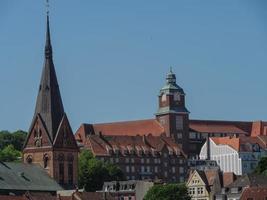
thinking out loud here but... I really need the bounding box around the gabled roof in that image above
[0,162,63,192]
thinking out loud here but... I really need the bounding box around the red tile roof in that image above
[240,186,267,200]
[211,136,267,152]
[223,172,237,187]
[83,134,185,158]
[189,120,251,134]
[76,119,254,140]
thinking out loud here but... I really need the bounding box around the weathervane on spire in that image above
[46,0,50,15]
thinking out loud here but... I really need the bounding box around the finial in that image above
[46,0,49,16]
[170,66,173,73]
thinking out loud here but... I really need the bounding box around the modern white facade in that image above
[199,137,266,175]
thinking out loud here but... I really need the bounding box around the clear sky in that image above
[1,0,267,132]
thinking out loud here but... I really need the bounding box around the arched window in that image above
[67,154,74,185]
[26,155,33,164]
[43,154,49,168]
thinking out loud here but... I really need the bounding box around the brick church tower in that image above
[23,14,79,189]
[156,69,190,154]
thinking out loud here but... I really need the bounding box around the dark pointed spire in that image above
[31,13,65,141]
[45,13,52,58]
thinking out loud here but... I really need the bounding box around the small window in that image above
[175,116,183,130]
[173,92,180,101]
[162,94,167,102]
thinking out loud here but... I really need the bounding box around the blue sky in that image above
[1,0,267,132]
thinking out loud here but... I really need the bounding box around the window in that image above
[164,171,168,178]
[175,116,183,130]
[172,167,176,173]
[146,158,150,164]
[125,158,129,163]
[110,158,114,163]
[179,167,184,173]
[131,158,135,163]
[197,187,204,194]
[173,92,180,101]
[155,166,158,173]
[141,158,144,163]
[177,133,183,139]
[68,163,73,185]
[189,188,195,195]
[131,166,135,173]
[162,94,167,102]
[115,158,119,163]
[141,166,145,172]
[189,132,196,139]
[59,163,64,184]
[126,166,130,173]
[43,154,49,168]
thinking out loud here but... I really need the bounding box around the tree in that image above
[0,130,27,151]
[78,149,125,192]
[254,156,267,174]
[0,144,21,162]
[143,183,191,200]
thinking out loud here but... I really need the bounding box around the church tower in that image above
[155,69,189,154]
[23,14,79,189]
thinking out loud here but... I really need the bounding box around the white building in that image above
[199,136,267,175]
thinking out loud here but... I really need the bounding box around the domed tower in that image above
[22,13,79,189]
[155,69,189,154]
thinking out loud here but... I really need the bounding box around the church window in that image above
[43,154,49,168]
[59,163,64,184]
[175,116,183,130]
[68,162,73,185]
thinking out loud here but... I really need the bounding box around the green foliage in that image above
[0,130,27,151]
[254,156,267,174]
[0,144,21,162]
[143,183,191,200]
[78,149,125,192]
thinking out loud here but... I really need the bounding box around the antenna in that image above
[46,0,50,15]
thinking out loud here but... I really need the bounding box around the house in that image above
[199,136,267,175]
[186,169,236,200]
[101,180,154,200]
[215,174,267,200]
